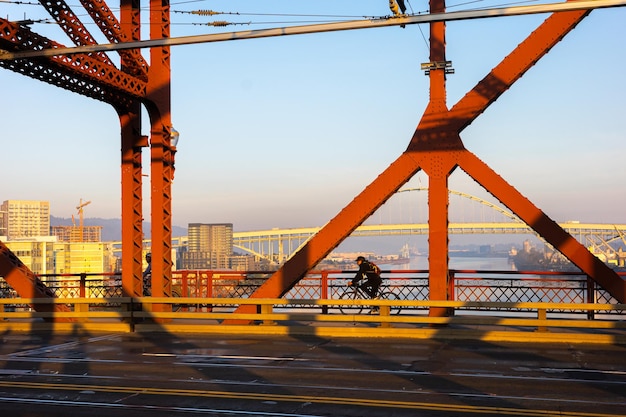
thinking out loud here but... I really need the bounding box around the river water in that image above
[379,255,514,271]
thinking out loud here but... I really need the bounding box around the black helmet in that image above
[355,256,366,262]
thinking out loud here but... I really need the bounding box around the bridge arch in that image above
[395,187,524,224]
[232,189,626,264]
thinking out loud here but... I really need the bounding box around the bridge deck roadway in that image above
[0,329,624,416]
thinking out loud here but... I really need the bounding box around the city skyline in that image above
[48,212,586,258]
[2,2,625,232]
[4,198,622,266]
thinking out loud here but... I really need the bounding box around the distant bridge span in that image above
[231,222,626,264]
[166,188,626,263]
[227,187,626,263]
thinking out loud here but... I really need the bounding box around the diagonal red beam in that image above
[79,0,148,80]
[459,151,625,302]
[0,18,146,106]
[38,0,114,66]
[0,240,72,320]
[223,153,423,322]
[448,8,589,131]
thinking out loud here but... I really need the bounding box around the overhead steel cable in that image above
[190,21,249,27]
[4,0,540,30]
[0,0,40,4]
[191,20,359,27]
[457,0,543,10]
[174,9,371,19]
[2,0,625,60]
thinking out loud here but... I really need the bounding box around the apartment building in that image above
[1,200,50,239]
[182,223,233,269]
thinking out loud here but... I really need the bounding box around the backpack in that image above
[367,261,381,275]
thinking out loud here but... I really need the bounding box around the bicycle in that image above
[143,274,183,312]
[336,284,401,315]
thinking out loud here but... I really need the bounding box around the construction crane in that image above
[76,199,91,242]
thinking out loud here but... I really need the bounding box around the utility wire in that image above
[190,20,355,27]
[3,0,547,32]
[174,10,370,19]
[0,0,39,3]
[455,0,541,10]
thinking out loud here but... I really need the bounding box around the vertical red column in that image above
[147,0,173,311]
[119,0,144,298]
[424,0,452,317]
[427,0,447,110]
[120,111,144,297]
[428,174,450,317]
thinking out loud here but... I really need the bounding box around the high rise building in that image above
[183,223,233,269]
[1,200,50,239]
[51,225,103,242]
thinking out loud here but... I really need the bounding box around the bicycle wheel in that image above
[171,288,182,312]
[338,288,365,315]
[379,292,401,315]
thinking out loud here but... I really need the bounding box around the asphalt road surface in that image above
[0,330,624,416]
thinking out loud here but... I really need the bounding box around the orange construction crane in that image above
[76,199,91,242]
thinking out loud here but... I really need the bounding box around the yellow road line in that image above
[0,381,621,417]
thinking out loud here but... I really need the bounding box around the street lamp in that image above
[170,127,180,148]
[170,127,179,180]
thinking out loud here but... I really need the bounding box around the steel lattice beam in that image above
[120,109,146,297]
[0,0,172,308]
[79,0,148,80]
[0,18,145,108]
[119,0,146,298]
[38,0,114,66]
[145,0,174,311]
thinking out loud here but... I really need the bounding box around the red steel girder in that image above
[78,0,148,80]
[459,151,626,302]
[0,0,167,305]
[39,0,114,66]
[0,240,71,320]
[236,3,625,317]
[143,0,174,310]
[0,18,146,108]
[446,11,590,131]
[414,7,623,302]
[120,109,146,297]
[119,0,147,298]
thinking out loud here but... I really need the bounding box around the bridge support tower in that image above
[236,0,625,319]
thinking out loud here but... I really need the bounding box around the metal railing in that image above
[0,295,624,344]
[1,268,624,319]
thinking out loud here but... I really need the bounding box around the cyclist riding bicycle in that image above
[349,256,382,300]
[142,252,152,296]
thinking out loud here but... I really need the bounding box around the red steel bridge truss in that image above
[0,1,624,321]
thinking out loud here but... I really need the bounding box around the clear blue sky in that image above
[2,1,625,232]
